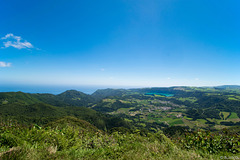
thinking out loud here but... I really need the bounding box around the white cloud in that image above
[0,61,11,67]
[1,33,33,49]
[1,33,21,41]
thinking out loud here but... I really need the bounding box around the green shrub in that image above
[175,129,240,154]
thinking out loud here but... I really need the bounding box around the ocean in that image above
[0,84,116,95]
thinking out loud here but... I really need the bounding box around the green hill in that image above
[0,102,64,118]
[57,90,94,106]
[0,90,95,107]
[215,85,240,90]
[91,88,129,101]
[0,91,132,130]
[0,92,42,105]
[45,116,99,133]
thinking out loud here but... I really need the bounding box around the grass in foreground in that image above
[0,117,238,160]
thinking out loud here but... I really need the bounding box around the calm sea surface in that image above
[0,85,121,95]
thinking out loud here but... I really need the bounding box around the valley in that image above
[91,86,240,131]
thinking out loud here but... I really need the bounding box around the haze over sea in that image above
[0,85,104,95]
[0,84,135,95]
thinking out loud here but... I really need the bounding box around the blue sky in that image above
[0,0,240,87]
